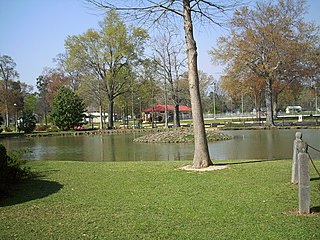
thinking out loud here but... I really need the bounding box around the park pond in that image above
[0,129,320,162]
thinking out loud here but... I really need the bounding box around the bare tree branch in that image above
[85,0,244,27]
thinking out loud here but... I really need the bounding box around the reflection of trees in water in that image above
[110,136,116,161]
[2,130,320,161]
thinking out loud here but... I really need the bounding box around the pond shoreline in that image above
[0,128,163,138]
[0,125,320,139]
[1,128,319,161]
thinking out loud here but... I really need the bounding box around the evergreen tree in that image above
[17,110,37,133]
[50,87,85,130]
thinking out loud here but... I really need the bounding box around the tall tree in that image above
[134,59,162,126]
[65,10,148,129]
[0,55,19,127]
[211,0,320,126]
[77,72,108,129]
[87,0,239,168]
[36,75,50,128]
[0,79,32,131]
[24,93,38,115]
[153,30,186,127]
[43,67,72,102]
[54,53,82,92]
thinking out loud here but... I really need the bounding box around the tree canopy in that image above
[64,10,148,129]
[0,55,19,127]
[210,0,320,126]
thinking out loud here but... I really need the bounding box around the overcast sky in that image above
[1,0,319,88]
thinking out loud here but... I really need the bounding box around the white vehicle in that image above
[285,106,302,114]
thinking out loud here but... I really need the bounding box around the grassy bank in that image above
[1,160,319,239]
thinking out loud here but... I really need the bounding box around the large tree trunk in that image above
[99,104,104,130]
[44,104,48,130]
[173,104,180,127]
[169,82,181,127]
[265,79,275,127]
[183,0,212,168]
[164,80,168,128]
[108,99,114,129]
[4,98,9,128]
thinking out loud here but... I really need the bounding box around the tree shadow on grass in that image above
[0,177,63,207]
[310,206,320,213]
[214,158,288,166]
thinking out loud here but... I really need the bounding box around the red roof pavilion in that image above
[143,104,192,113]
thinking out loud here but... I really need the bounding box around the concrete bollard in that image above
[292,132,303,184]
[292,132,310,214]
[298,151,310,214]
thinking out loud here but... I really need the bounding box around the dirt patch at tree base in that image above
[179,165,229,172]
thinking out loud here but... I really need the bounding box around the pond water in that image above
[1,129,320,162]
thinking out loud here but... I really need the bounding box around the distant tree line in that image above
[1,0,319,133]
[210,0,320,125]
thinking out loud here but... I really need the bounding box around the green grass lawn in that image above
[1,159,319,240]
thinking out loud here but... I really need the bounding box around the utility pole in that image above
[315,86,318,113]
[14,103,17,131]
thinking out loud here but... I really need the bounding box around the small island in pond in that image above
[133,128,233,143]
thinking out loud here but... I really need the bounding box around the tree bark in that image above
[99,104,104,129]
[108,99,114,129]
[265,78,275,127]
[183,0,212,168]
[44,101,48,129]
[174,104,180,127]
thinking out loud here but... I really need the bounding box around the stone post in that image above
[298,150,310,214]
[292,132,303,184]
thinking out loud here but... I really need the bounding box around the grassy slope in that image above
[0,160,319,240]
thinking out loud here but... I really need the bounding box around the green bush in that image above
[17,110,37,133]
[0,144,31,197]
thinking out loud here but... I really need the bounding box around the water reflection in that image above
[210,129,320,160]
[0,129,319,162]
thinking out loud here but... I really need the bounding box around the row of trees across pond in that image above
[1,0,319,167]
[2,0,319,128]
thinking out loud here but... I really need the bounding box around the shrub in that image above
[4,126,12,132]
[34,124,48,132]
[17,110,37,133]
[0,144,31,197]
